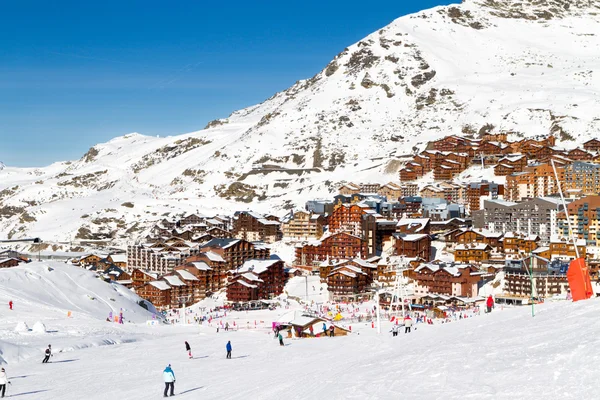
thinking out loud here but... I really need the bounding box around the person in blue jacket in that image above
[226,341,232,359]
[163,364,175,397]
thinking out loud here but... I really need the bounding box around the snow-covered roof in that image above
[241,272,263,282]
[235,280,258,289]
[455,243,490,250]
[149,281,171,291]
[108,254,127,263]
[394,233,429,242]
[203,251,225,262]
[163,275,186,287]
[237,259,282,275]
[189,261,212,271]
[176,269,199,281]
[397,218,430,232]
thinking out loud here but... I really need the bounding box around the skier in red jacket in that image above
[486,295,494,313]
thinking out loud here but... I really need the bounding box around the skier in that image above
[226,341,232,359]
[185,341,192,359]
[391,324,399,337]
[163,364,175,397]
[42,344,52,363]
[278,332,284,346]
[329,325,335,337]
[403,315,413,334]
[8,301,12,311]
[322,322,327,336]
[0,367,10,398]
[486,295,494,313]
[225,322,229,331]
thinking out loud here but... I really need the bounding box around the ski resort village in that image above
[2,0,600,399]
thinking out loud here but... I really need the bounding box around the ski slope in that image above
[0,262,598,399]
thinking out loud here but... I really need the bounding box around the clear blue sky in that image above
[0,0,455,167]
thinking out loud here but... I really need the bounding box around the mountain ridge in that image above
[1,0,599,245]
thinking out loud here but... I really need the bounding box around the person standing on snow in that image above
[0,367,10,398]
[486,295,494,313]
[225,322,229,331]
[163,364,175,397]
[403,315,413,334]
[226,341,232,359]
[278,332,284,346]
[8,301,12,311]
[391,324,399,337]
[322,322,327,336]
[42,344,52,363]
[185,341,192,359]
[329,325,335,337]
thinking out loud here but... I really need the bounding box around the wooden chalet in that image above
[453,228,503,248]
[131,269,159,288]
[107,253,127,268]
[232,211,281,243]
[339,183,361,195]
[393,233,432,262]
[184,251,227,292]
[566,148,593,161]
[200,238,270,270]
[326,265,371,299]
[295,232,365,267]
[412,263,482,297]
[454,243,491,263]
[226,259,285,302]
[136,280,172,310]
[583,139,600,153]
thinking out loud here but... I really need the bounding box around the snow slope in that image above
[0,286,599,398]
[0,262,158,365]
[1,0,599,244]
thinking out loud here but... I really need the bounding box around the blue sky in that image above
[0,0,455,167]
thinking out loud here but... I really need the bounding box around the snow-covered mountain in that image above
[1,0,599,245]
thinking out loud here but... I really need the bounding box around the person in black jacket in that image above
[42,345,52,363]
[185,341,192,359]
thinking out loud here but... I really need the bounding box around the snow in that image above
[2,261,600,398]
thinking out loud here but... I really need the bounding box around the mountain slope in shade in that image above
[1,0,599,245]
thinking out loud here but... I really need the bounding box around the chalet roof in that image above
[532,246,550,254]
[350,258,377,269]
[241,272,263,282]
[108,254,127,263]
[455,243,491,250]
[201,238,241,250]
[318,259,348,267]
[237,258,282,275]
[176,269,199,281]
[340,183,361,190]
[136,269,159,279]
[498,155,525,163]
[393,233,429,242]
[235,280,258,289]
[258,218,280,226]
[186,260,210,271]
[549,236,586,246]
[328,264,366,277]
[458,228,502,238]
[205,218,225,226]
[163,275,186,287]
[115,280,133,285]
[149,280,171,291]
[396,218,430,232]
[0,258,18,264]
[201,251,225,263]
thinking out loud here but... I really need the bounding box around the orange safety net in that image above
[567,258,594,301]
